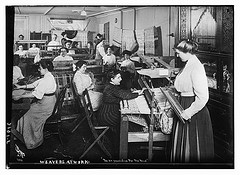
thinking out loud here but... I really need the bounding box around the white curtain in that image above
[49,19,88,31]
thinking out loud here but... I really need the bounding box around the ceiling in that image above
[14,6,130,20]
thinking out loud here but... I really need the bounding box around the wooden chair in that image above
[44,84,80,144]
[70,80,87,132]
[75,88,112,159]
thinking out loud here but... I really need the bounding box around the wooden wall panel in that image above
[222,7,233,53]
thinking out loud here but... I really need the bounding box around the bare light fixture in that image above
[80,7,87,16]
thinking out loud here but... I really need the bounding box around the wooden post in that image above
[119,114,129,159]
[148,90,154,162]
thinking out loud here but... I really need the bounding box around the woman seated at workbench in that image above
[13,54,25,85]
[97,69,146,156]
[14,44,28,76]
[120,50,136,90]
[13,55,41,88]
[102,46,116,69]
[53,47,73,61]
[73,60,103,111]
[13,60,57,149]
[14,44,28,58]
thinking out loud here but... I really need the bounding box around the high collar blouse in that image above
[103,54,116,66]
[174,55,209,118]
[73,71,92,95]
[31,72,57,99]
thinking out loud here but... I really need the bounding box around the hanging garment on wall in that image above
[129,30,139,54]
[156,26,163,56]
[113,27,122,47]
[122,29,135,51]
[136,29,144,55]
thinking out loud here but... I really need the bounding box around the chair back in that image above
[72,80,83,108]
[71,75,77,99]
[51,85,67,116]
[53,71,74,103]
[80,89,94,120]
[77,88,112,159]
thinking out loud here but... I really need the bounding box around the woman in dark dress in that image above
[171,39,214,162]
[98,69,145,127]
[97,69,145,157]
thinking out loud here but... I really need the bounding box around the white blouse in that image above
[13,66,24,84]
[95,41,105,59]
[73,71,93,95]
[31,72,57,99]
[53,55,73,61]
[28,47,40,52]
[14,50,27,57]
[47,41,60,51]
[174,55,209,118]
[102,54,116,66]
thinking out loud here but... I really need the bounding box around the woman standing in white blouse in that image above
[171,39,214,162]
[14,60,57,149]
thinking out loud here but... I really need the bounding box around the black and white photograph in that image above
[5,2,236,172]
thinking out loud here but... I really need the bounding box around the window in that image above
[190,6,233,54]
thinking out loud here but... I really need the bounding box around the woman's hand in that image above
[14,84,22,89]
[181,110,191,121]
[87,84,94,90]
[13,95,22,101]
[138,88,147,96]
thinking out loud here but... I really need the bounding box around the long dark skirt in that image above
[97,103,121,158]
[16,95,56,149]
[98,103,121,127]
[170,96,214,163]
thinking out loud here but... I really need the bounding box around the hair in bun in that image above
[174,39,198,54]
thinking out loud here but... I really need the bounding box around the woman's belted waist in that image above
[44,92,55,96]
[180,92,195,97]
[103,102,119,105]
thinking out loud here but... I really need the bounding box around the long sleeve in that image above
[113,88,138,100]
[102,84,138,105]
[95,42,106,59]
[174,56,209,118]
[32,72,56,99]
[30,79,41,88]
[184,64,209,117]
[99,46,105,57]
